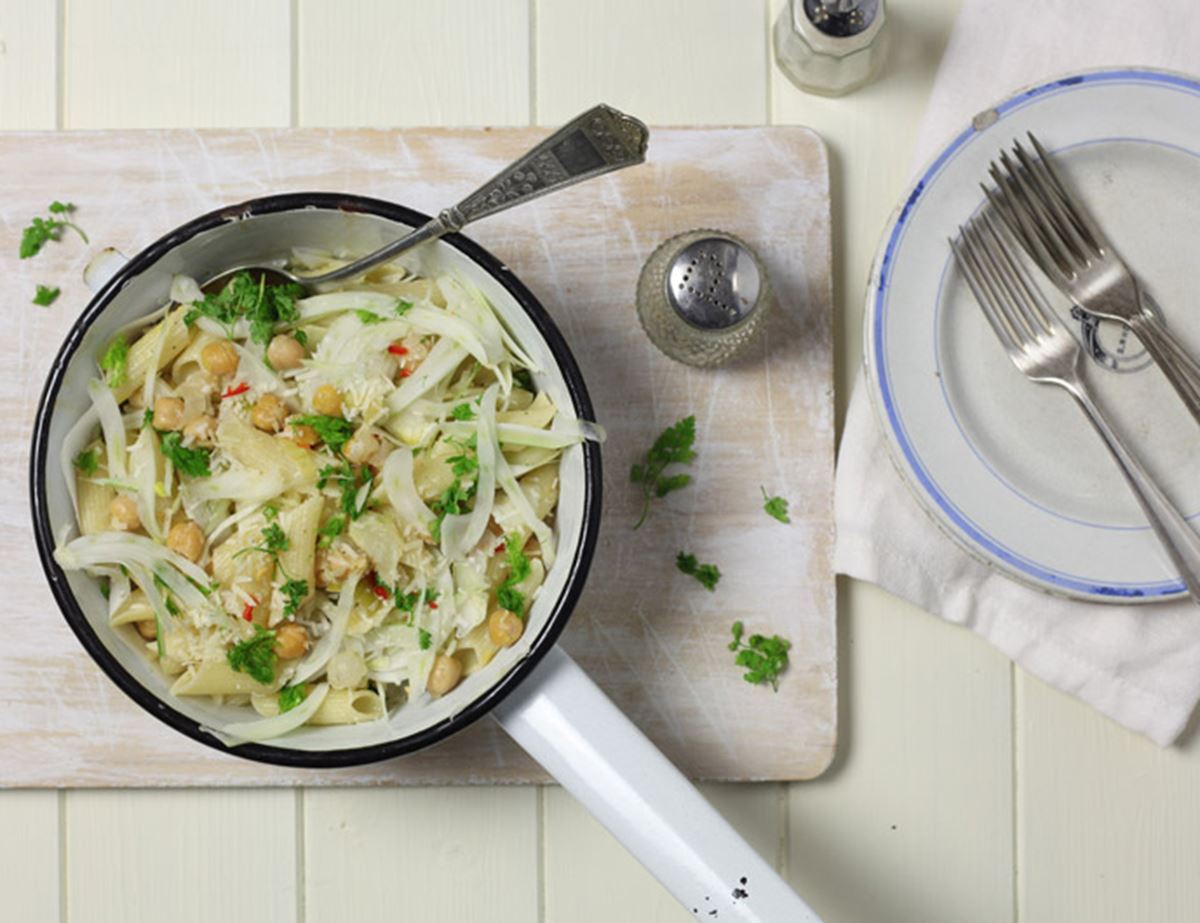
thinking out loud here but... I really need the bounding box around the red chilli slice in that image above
[387,343,409,356]
[222,381,250,400]
[240,597,257,621]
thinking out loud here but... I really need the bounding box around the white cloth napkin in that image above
[836,0,1200,745]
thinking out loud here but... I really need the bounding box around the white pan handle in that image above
[493,645,822,922]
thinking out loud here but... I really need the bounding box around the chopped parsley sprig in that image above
[20,201,88,259]
[728,621,791,691]
[228,625,277,685]
[278,683,307,713]
[676,552,720,591]
[33,284,60,306]
[292,414,354,454]
[99,335,129,389]
[319,461,373,521]
[73,449,99,476]
[159,431,212,478]
[183,270,304,347]
[761,488,791,524]
[630,415,696,529]
[497,536,532,615]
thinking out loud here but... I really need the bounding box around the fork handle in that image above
[1131,311,1200,418]
[1066,379,1200,600]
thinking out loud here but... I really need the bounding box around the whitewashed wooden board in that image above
[2,126,834,786]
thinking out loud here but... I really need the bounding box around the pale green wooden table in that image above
[4,2,1199,921]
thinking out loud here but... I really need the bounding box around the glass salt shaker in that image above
[635,229,771,368]
[773,0,889,98]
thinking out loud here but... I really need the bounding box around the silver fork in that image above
[951,210,1200,601]
[985,133,1200,425]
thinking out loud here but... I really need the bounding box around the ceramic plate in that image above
[865,68,1200,602]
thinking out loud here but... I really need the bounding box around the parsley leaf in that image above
[728,621,791,691]
[761,488,791,524]
[99,335,129,389]
[159,431,212,478]
[32,284,60,306]
[630,415,696,528]
[261,523,289,554]
[183,271,304,345]
[395,299,413,316]
[227,625,277,685]
[317,515,345,549]
[73,449,99,476]
[280,579,307,617]
[429,478,476,542]
[319,462,373,520]
[19,202,88,260]
[394,590,419,613]
[292,414,354,454]
[497,535,532,615]
[676,552,720,591]
[355,309,384,325]
[142,408,154,429]
[450,402,477,421]
[513,368,535,392]
[418,628,432,650]
[278,684,307,714]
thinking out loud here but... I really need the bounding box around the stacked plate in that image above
[865,68,1200,602]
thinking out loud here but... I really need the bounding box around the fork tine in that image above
[979,208,1060,337]
[996,149,1083,275]
[950,230,1022,357]
[963,217,1041,344]
[1026,132,1106,252]
[1011,139,1094,265]
[982,176,1058,278]
[988,158,1068,277]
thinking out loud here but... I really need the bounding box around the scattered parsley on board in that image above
[728,621,791,691]
[32,284,60,306]
[19,201,88,259]
[630,415,696,528]
[676,552,721,591]
[761,488,791,524]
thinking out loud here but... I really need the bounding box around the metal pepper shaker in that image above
[773,0,889,98]
[636,229,770,368]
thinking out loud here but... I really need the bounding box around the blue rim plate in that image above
[863,67,1200,603]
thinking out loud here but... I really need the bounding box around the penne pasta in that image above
[110,306,190,404]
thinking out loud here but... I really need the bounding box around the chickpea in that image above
[312,384,343,417]
[200,340,239,377]
[152,396,185,431]
[135,618,157,641]
[251,393,288,432]
[267,334,306,370]
[110,495,141,531]
[274,622,310,660]
[488,609,524,648]
[167,519,205,562]
[183,414,218,446]
[427,653,464,697]
[290,421,319,449]
[343,426,382,465]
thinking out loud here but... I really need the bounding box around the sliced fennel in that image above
[87,379,127,482]
[292,574,358,685]
[439,384,498,560]
[221,682,329,743]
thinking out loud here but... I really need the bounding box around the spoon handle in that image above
[308,104,648,286]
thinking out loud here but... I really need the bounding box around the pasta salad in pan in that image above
[54,253,601,742]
